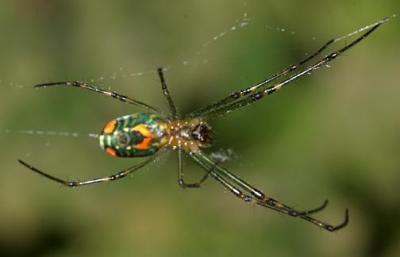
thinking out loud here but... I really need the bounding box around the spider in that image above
[18,17,389,232]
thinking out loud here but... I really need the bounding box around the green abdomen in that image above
[99,113,168,157]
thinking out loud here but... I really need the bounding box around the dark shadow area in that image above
[0,224,78,257]
[335,168,400,257]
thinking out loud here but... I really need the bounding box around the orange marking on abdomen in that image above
[105,147,117,156]
[134,137,152,150]
[103,120,117,134]
[132,124,153,150]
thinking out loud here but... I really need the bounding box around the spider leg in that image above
[177,149,210,188]
[157,67,178,118]
[194,151,327,214]
[189,151,349,232]
[34,81,159,112]
[18,155,156,187]
[190,16,389,119]
[189,38,335,118]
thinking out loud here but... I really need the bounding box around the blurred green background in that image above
[0,1,399,257]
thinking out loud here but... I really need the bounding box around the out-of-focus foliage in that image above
[0,1,399,257]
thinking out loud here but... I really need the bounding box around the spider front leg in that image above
[177,149,210,188]
[18,156,156,187]
[190,16,389,119]
[189,38,336,118]
[190,151,349,232]
[34,81,159,112]
[157,67,178,118]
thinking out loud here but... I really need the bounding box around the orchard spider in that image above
[19,17,390,232]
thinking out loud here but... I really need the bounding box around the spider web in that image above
[0,11,253,144]
[2,12,394,147]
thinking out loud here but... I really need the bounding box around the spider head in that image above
[191,122,213,147]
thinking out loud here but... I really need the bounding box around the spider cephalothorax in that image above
[165,118,213,152]
[18,16,391,232]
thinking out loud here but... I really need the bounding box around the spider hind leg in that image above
[189,151,349,232]
[18,156,156,187]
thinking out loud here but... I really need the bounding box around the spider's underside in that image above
[18,17,390,232]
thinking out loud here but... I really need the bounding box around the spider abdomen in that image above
[99,113,168,157]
